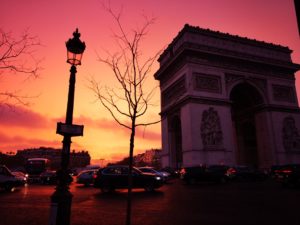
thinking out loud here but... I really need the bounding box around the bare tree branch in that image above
[90,4,161,129]
[0,28,42,78]
[0,28,42,109]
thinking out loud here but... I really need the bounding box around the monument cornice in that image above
[155,45,300,82]
[155,24,300,82]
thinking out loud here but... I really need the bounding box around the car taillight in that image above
[227,168,236,174]
[93,174,97,179]
[282,169,292,174]
[180,168,186,175]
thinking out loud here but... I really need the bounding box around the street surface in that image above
[0,178,299,225]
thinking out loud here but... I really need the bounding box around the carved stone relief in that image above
[273,85,296,103]
[200,107,223,147]
[282,116,300,151]
[193,73,221,93]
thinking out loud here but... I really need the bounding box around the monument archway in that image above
[230,82,264,167]
[169,116,183,168]
[155,24,300,169]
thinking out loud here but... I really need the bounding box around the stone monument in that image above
[154,24,300,169]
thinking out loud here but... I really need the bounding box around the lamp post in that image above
[50,29,86,225]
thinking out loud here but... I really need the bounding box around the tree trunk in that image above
[126,117,136,225]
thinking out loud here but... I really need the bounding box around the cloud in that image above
[74,115,161,142]
[0,106,51,129]
[0,131,82,153]
[135,126,161,141]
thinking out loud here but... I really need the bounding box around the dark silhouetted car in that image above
[270,165,286,179]
[0,165,25,192]
[94,165,164,192]
[76,169,97,186]
[40,170,73,185]
[226,165,267,181]
[12,171,28,183]
[138,167,170,183]
[180,165,229,184]
[274,164,300,187]
[40,170,57,184]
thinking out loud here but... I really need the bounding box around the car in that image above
[158,170,171,182]
[94,165,164,193]
[226,165,267,181]
[180,165,229,184]
[11,171,28,183]
[76,169,98,186]
[138,167,170,183]
[0,165,25,192]
[160,167,180,178]
[270,165,286,179]
[273,164,300,187]
[40,170,73,185]
[40,170,57,184]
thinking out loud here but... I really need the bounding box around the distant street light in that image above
[50,28,86,225]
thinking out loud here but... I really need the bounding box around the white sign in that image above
[56,122,84,136]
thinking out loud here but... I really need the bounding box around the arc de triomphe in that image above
[154,24,300,169]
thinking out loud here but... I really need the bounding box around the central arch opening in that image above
[230,82,264,167]
[170,116,183,169]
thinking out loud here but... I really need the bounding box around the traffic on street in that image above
[0,174,299,225]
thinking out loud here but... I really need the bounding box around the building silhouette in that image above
[0,147,90,170]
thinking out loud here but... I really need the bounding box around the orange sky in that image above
[1,0,299,162]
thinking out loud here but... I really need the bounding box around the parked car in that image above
[273,164,300,187]
[226,165,267,181]
[40,170,73,185]
[76,169,98,186]
[138,167,170,183]
[160,167,180,178]
[270,165,286,179]
[94,165,164,193]
[0,165,25,192]
[11,171,28,183]
[40,170,57,184]
[180,165,229,184]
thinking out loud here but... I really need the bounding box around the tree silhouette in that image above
[0,28,42,109]
[89,4,161,225]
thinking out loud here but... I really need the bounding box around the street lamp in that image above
[50,28,86,225]
[66,28,86,66]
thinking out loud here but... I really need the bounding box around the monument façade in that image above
[154,24,300,169]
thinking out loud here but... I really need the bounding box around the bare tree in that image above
[89,5,161,225]
[0,28,42,109]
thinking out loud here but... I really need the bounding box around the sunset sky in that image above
[1,0,299,163]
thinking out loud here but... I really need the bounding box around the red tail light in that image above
[227,168,236,174]
[93,173,97,179]
[282,169,292,174]
[180,168,186,175]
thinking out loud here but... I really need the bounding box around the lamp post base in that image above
[49,187,73,225]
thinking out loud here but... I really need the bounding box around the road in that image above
[0,179,299,225]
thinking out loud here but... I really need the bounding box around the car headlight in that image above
[155,176,161,180]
